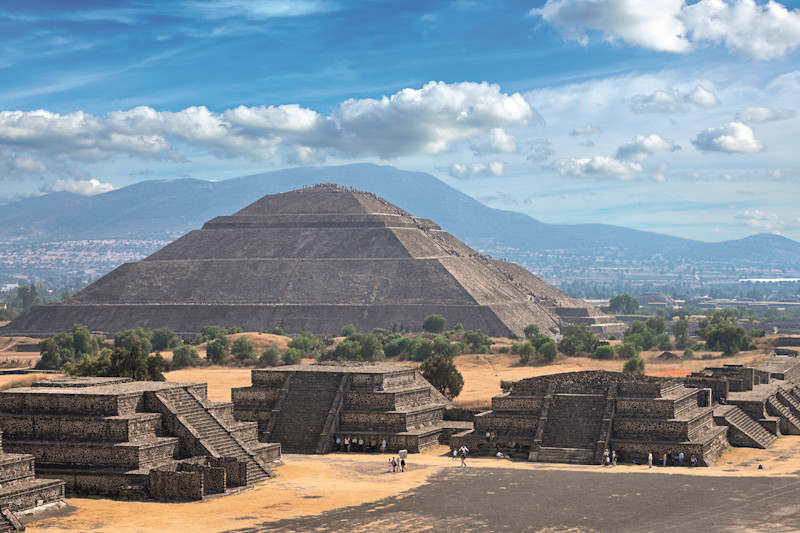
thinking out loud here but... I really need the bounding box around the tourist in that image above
[391,457,397,472]
[460,450,467,467]
[358,437,364,452]
[662,452,667,467]
[453,448,458,460]
[647,452,653,468]
[665,451,670,467]
[388,457,393,472]
[400,458,406,472]
[336,436,342,451]
[677,451,684,467]
[381,438,387,453]
[490,431,496,442]
[619,447,625,463]
[690,454,698,467]
[344,437,350,452]
[486,431,491,442]
[602,449,609,466]
[370,438,377,452]
[611,450,617,467]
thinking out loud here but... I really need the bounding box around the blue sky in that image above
[1,0,800,242]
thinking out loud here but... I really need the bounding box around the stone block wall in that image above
[148,469,204,501]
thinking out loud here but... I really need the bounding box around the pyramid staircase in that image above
[713,405,777,449]
[153,388,274,483]
[268,372,343,453]
[767,396,800,435]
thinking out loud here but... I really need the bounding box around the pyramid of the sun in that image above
[2,185,621,337]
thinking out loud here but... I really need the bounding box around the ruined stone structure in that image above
[232,364,451,453]
[0,378,280,500]
[451,371,728,466]
[1,185,623,338]
[0,429,64,531]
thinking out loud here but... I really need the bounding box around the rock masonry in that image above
[0,377,281,501]
[452,358,800,466]
[232,363,452,453]
[1,185,624,339]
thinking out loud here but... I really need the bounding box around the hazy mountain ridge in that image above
[1,164,798,285]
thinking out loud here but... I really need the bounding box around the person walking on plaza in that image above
[460,450,467,467]
[679,451,685,466]
[400,458,406,472]
[648,452,653,468]
[381,438,387,453]
[453,448,458,460]
[611,450,617,467]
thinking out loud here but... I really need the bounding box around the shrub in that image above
[271,326,284,336]
[594,344,616,360]
[334,339,362,360]
[615,342,639,360]
[682,348,695,359]
[500,380,514,393]
[749,328,766,338]
[259,347,281,367]
[288,331,323,355]
[172,345,200,368]
[655,333,673,351]
[281,348,303,365]
[557,325,598,356]
[539,340,558,362]
[513,342,536,364]
[463,329,492,353]
[422,314,447,334]
[623,355,645,373]
[690,342,708,351]
[206,337,230,364]
[340,324,357,337]
[232,336,256,360]
[523,324,540,340]
[114,327,153,355]
[151,328,182,351]
[419,355,463,399]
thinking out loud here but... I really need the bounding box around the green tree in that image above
[672,318,690,348]
[615,342,639,360]
[655,333,672,351]
[523,324,540,340]
[420,355,464,399]
[114,327,153,355]
[340,324,357,337]
[172,345,200,368]
[259,347,281,367]
[422,314,447,334]
[538,340,558,362]
[232,336,256,360]
[557,325,598,356]
[281,348,303,365]
[194,325,227,345]
[270,326,284,336]
[13,284,41,312]
[206,337,230,364]
[594,344,616,360]
[463,330,492,353]
[288,331,322,355]
[409,337,435,361]
[608,294,639,314]
[623,355,646,373]
[433,335,459,358]
[645,316,666,334]
[334,339,362,360]
[151,328,182,351]
[513,342,536,364]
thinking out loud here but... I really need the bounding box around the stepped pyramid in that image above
[2,184,621,337]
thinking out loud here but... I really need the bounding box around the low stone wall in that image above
[0,479,64,510]
[615,398,676,419]
[0,413,162,442]
[0,455,35,481]
[231,387,280,406]
[443,407,482,422]
[491,396,544,413]
[251,370,288,388]
[4,439,178,469]
[148,469,204,501]
[474,413,538,435]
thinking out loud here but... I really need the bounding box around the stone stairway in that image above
[776,388,800,417]
[536,447,595,464]
[156,388,273,484]
[541,394,606,449]
[714,405,777,448]
[767,397,800,435]
[269,372,343,453]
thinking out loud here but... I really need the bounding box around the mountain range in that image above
[2,163,799,287]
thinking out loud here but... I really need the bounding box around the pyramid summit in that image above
[2,184,621,337]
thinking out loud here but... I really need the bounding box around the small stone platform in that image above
[0,378,281,501]
[232,363,451,453]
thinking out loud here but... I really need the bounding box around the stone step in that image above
[534,447,594,465]
[717,405,777,448]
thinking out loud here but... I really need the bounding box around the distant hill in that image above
[1,163,799,285]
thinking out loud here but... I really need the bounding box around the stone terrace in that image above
[0,378,280,501]
[451,371,727,466]
[232,363,451,454]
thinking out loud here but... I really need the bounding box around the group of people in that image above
[335,435,387,453]
[646,451,698,468]
[484,431,497,442]
[387,456,406,473]
[602,448,698,467]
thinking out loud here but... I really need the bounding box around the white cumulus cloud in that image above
[614,134,680,162]
[0,82,536,180]
[692,122,764,153]
[735,106,795,123]
[532,0,800,59]
[569,124,600,136]
[736,209,799,231]
[629,85,718,113]
[449,161,506,179]
[552,156,643,180]
[42,178,115,195]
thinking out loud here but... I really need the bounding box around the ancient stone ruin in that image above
[0,428,64,531]
[451,357,800,465]
[0,377,280,501]
[232,363,453,453]
[452,371,727,466]
[1,184,623,338]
